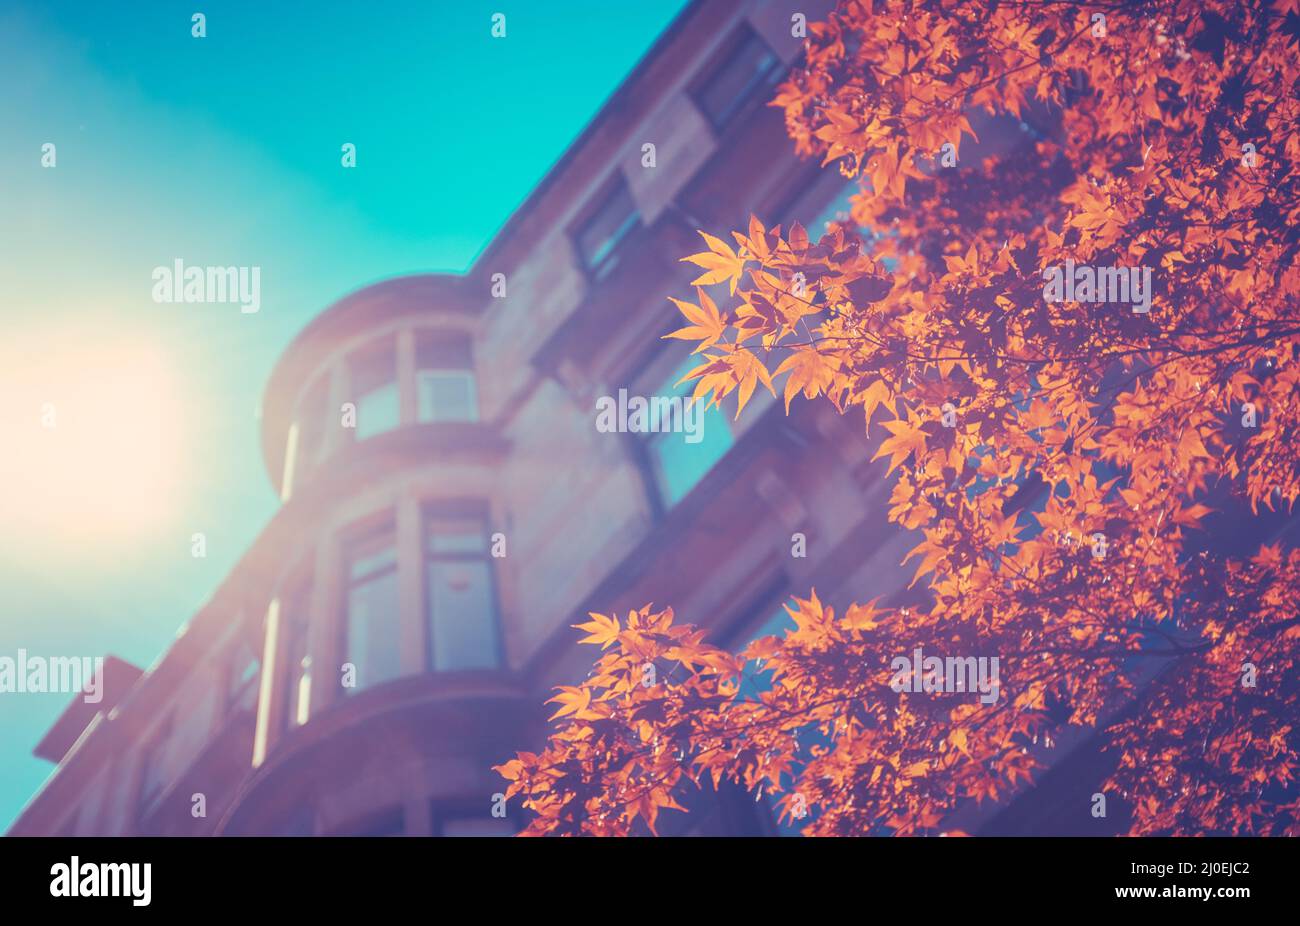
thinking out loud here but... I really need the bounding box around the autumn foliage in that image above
[497,0,1300,835]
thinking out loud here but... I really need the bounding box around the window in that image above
[416,332,477,423]
[414,331,477,423]
[343,526,402,693]
[350,339,399,440]
[418,371,477,423]
[291,376,330,487]
[424,511,501,671]
[573,177,641,280]
[642,353,735,507]
[692,27,781,130]
[225,636,261,713]
[805,178,859,240]
[281,578,313,730]
[136,716,173,818]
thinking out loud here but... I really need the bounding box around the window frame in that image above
[570,174,642,282]
[422,504,504,673]
[348,336,400,441]
[630,345,738,511]
[688,25,783,133]
[340,521,402,695]
[416,368,479,424]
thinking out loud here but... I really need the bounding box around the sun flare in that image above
[2,337,187,550]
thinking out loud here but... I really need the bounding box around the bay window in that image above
[350,338,399,440]
[424,511,501,671]
[416,332,478,423]
[342,526,402,693]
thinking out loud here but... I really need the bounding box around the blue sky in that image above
[0,0,688,832]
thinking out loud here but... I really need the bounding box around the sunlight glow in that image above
[2,337,187,550]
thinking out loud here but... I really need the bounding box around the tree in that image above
[497,0,1300,836]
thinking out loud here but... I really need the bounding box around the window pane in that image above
[417,370,478,423]
[349,544,396,581]
[350,338,398,440]
[805,180,858,239]
[344,536,401,692]
[646,355,734,506]
[696,31,779,128]
[575,181,639,277]
[356,381,399,439]
[648,411,733,506]
[416,332,472,369]
[427,560,499,671]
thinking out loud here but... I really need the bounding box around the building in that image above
[10,0,1097,837]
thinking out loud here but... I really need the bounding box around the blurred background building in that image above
[9,0,1152,837]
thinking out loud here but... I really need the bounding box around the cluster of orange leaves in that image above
[498,0,1300,835]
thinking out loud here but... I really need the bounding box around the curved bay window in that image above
[350,337,399,440]
[416,331,477,423]
[342,524,402,693]
[424,507,501,671]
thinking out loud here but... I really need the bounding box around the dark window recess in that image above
[692,27,781,131]
[573,178,641,280]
